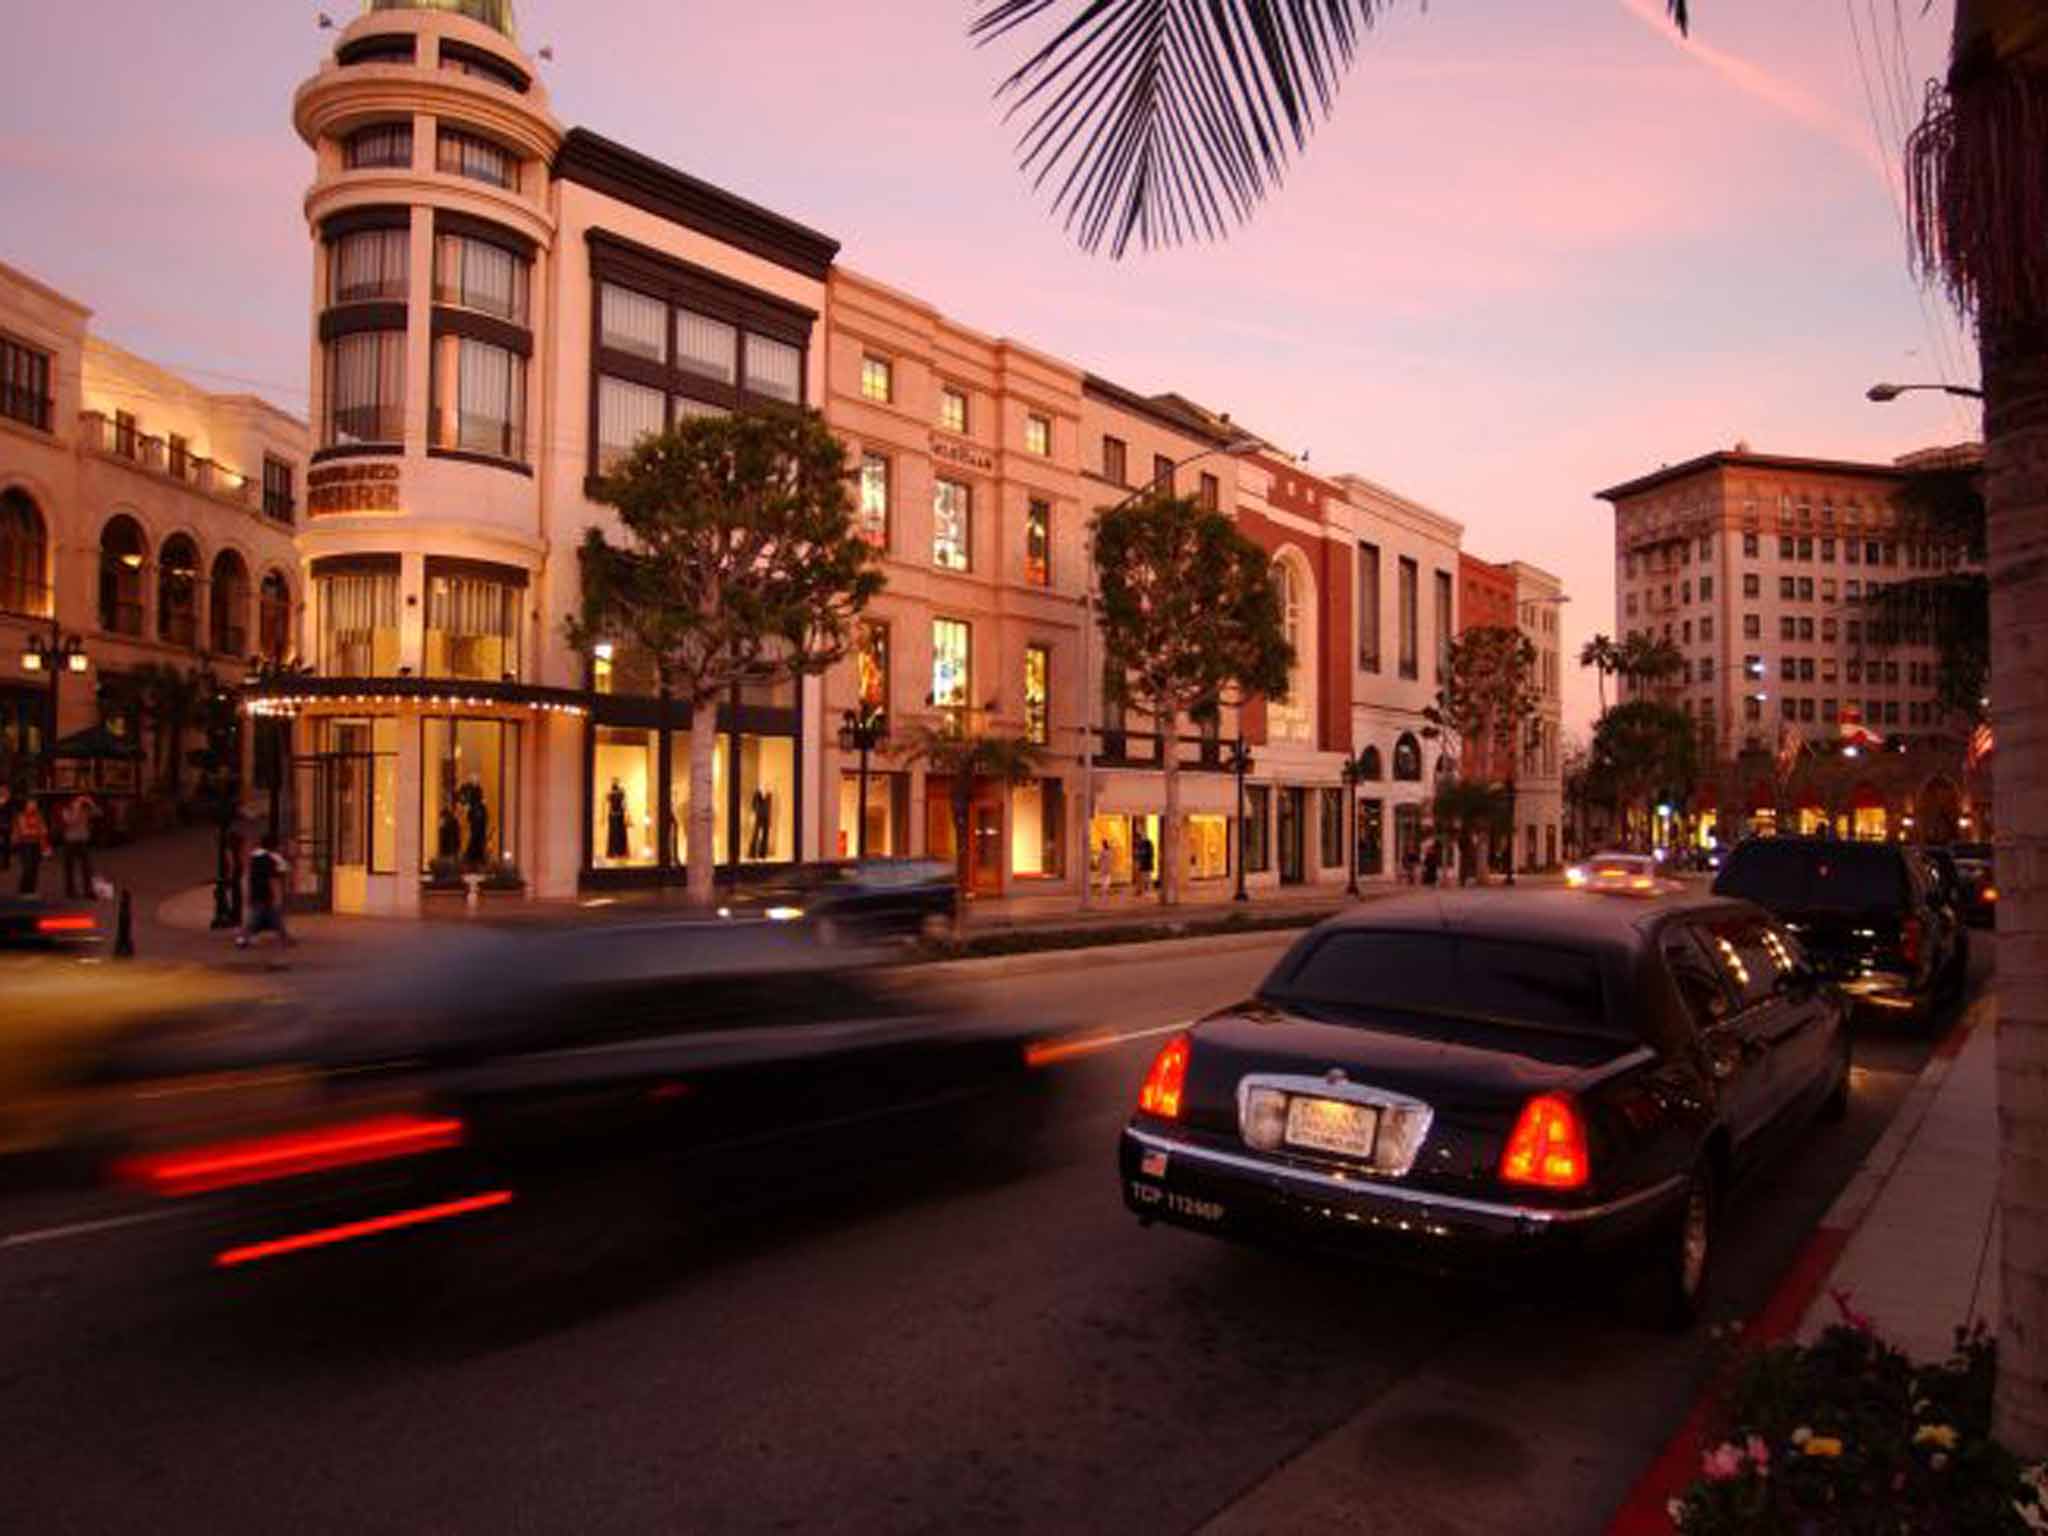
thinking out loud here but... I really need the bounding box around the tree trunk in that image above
[1160,703,1182,906]
[1991,327,2048,1454]
[685,707,718,907]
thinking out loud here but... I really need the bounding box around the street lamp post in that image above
[837,703,889,859]
[21,618,89,790]
[1079,423,1263,910]
[1866,381,1984,402]
[1231,735,1255,903]
[1340,751,1364,897]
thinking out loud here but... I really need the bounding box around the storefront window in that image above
[319,717,398,876]
[593,725,658,868]
[1319,788,1345,870]
[664,730,728,868]
[317,564,400,676]
[1243,786,1271,874]
[738,733,796,863]
[1024,644,1049,745]
[932,618,970,710]
[1089,813,1134,886]
[1186,813,1227,881]
[1359,799,1384,876]
[423,718,519,875]
[839,770,908,858]
[857,622,888,711]
[1393,802,1422,873]
[1009,778,1065,878]
[425,562,523,680]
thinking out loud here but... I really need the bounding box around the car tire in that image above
[1640,1160,1716,1332]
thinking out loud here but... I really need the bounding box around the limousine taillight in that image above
[1499,1093,1589,1191]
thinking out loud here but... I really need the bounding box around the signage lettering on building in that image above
[930,434,995,475]
[307,462,402,515]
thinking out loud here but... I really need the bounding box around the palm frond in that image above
[972,0,1692,258]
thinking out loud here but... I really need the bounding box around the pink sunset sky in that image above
[1,0,1979,737]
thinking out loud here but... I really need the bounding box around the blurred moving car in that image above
[732,858,956,943]
[1949,842,1998,928]
[1565,851,1662,892]
[1711,838,1961,1023]
[106,919,1052,1269]
[1118,890,1849,1327]
[0,895,103,951]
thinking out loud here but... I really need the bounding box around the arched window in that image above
[1359,745,1382,781]
[0,488,49,617]
[1392,732,1422,782]
[259,570,293,661]
[158,533,199,647]
[98,516,148,635]
[1268,554,1315,745]
[210,549,250,657]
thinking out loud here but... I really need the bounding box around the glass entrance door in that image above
[1277,787,1306,885]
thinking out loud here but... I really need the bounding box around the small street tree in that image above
[1589,700,1698,850]
[1867,457,1989,727]
[901,713,1045,934]
[1093,492,1290,907]
[572,411,884,906]
[1423,625,1539,876]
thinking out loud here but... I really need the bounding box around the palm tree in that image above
[971,2,1689,257]
[1579,633,1621,716]
[1616,632,1683,700]
[1906,0,2048,1455]
[901,710,1046,934]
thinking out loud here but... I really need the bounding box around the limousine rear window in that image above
[1261,931,1621,1040]
[1715,841,1908,913]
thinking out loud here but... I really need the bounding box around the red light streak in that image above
[36,914,99,933]
[213,1190,514,1267]
[119,1114,465,1197]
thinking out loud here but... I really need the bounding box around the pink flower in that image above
[1701,1443,1746,1482]
[1746,1435,1771,1473]
[1829,1287,1876,1333]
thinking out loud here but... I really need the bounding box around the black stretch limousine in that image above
[1119,889,1850,1326]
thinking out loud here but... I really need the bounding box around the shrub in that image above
[1671,1315,2043,1534]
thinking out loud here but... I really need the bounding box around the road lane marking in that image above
[0,1207,188,1251]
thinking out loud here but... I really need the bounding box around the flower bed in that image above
[1671,1309,2045,1533]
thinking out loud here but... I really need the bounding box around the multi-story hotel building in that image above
[258,0,1502,914]
[1,259,303,825]
[1510,560,1566,870]
[1597,444,1978,841]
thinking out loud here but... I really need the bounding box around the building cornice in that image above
[554,128,839,282]
[1594,450,1912,503]
[1081,373,1238,447]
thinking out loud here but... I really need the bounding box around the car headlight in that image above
[765,905,804,922]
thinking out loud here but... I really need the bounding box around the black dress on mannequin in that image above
[747,789,772,860]
[606,780,630,861]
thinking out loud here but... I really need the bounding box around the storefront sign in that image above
[308,462,402,515]
[930,434,995,475]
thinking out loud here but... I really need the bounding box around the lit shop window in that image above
[932,618,971,710]
[933,478,971,571]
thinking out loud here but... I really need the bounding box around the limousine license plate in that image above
[1284,1096,1378,1159]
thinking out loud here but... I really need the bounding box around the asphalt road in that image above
[0,931,1982,1535]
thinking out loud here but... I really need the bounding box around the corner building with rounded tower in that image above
[276,0,834,912]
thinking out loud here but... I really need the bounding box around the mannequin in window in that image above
[461,779,489,866]
[606,778,630,861]
[748,787,772,860]
[437,797,462,862]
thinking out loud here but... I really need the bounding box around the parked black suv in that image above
[1711,838,1961,1024]
[1950,842,1998,928]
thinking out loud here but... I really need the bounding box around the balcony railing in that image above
[79,412,259,509]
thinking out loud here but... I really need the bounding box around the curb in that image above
[1604,994,1992,1535]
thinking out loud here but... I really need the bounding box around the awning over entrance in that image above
[241,675,591,719]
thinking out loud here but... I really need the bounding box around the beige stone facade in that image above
[0,258,303,830]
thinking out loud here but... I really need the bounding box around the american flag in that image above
[1777,723,1804,779]
[1967,720,1995,770]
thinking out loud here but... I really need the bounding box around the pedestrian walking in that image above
[14,797,49,896]
[58,792,98,899]
[1133,829,1155,897]
[1092,840,1115,899]
[1421,840,1440,887]
[0,783,14,873]
[236,832,293,949]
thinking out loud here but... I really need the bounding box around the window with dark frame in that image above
[262,457,295,523]
[1103,435,1127,486]
[861,355,892,404]
[1199,471,1220,511]
[344,123,413,170]
[858,452,889,548]
[1025,499,1051,587]
[1397,556,1419,679]
[331,226,410,304]
[939,385,967,434]
[1026,413,1050,456]
[437,125,517,188]
[1153,453,1175,493]
[933,478,970,571]
[1357,541,1381,672]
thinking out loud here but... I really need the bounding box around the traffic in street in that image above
[0,898,1980,1534]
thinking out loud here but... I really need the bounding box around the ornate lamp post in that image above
[21,622,89,789]
[1340,750,1366,897]
[1231,734,1255,903]
[838,702,889,859]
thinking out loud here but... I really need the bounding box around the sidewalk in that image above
[1794,998,1998,1357]
[1606,992,1998,1533]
